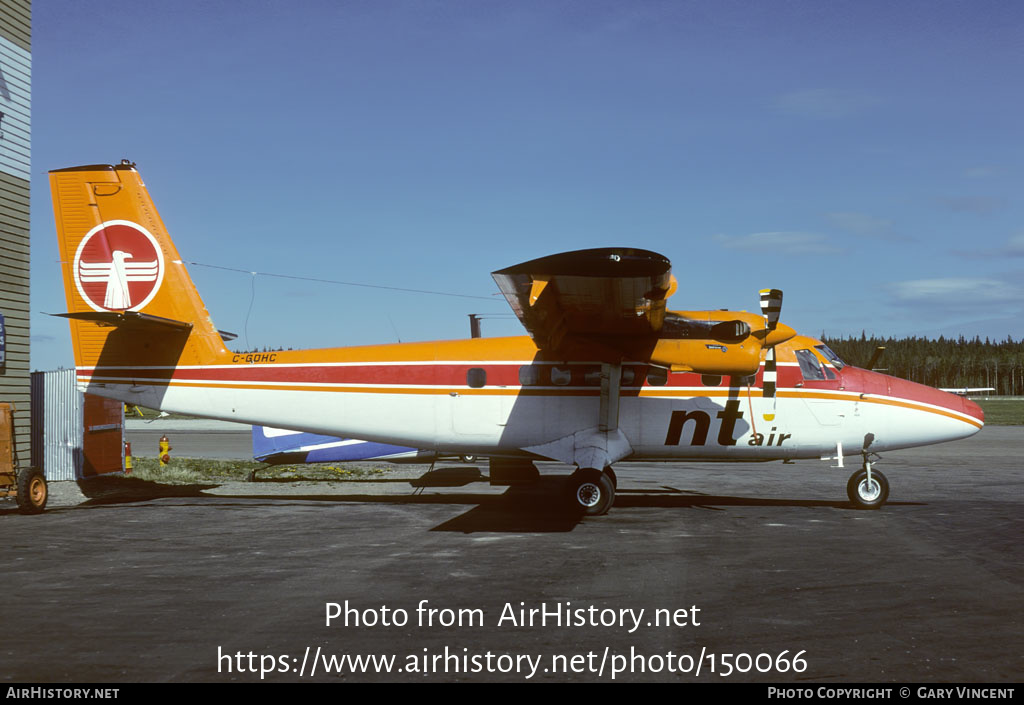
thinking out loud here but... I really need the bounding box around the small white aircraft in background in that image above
[50,161,983,516]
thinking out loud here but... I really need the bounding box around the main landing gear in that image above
[566,467,617,516]
[846,456,889,510]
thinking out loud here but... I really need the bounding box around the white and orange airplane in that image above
[50,161,984,515]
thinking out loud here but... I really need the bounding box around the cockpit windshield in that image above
[815,344,846,370]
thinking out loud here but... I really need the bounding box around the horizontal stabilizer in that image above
[50,310,193,333]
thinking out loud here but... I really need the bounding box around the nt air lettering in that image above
[663,400,793,447]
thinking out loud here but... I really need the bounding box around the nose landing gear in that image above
[847,456,889,509]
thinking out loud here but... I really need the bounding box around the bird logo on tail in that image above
[73,220,164,312]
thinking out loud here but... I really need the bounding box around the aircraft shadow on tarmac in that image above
[428,485,925,533]
[0,475,218,515]
[10,469,922,531]
[252,466,485,487]
[83,475,218,505]
[206,473,927,533]
[251,467,483,483]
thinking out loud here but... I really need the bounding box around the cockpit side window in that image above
[795,349,826,381]
[815,344,846,370]
[810,348,838,379]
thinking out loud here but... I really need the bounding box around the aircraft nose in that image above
[961,396,985,425]
[886,376,984,428]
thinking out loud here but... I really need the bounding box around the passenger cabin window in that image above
[583,366,637,386]
[467,368,487,388]
[646,367,668,386]
[795,350,826,381]
[519,364,640,387]
[550,366,572,386]
[519,365,542,386]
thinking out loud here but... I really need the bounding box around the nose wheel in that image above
[566,467,616,516]
[847,463,889,509]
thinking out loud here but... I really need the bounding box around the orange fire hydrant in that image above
[159,435,172,467]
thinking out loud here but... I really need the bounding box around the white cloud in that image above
[889,278,1023,306]
[825,211,892,236]
[713,231,841,255]
[953,232,1024,258]
[1005,233,1024,256]
[938,196,1006,214]
[963,166,1001,180]
[774,89,879,119]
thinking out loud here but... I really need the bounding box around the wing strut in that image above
[523,361,633,469]
[598,362,622,432]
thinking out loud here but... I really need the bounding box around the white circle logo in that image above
[73,220,165,312]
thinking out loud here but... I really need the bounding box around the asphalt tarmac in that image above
[2,427,1020,683]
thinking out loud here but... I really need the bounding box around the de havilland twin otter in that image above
[50,161,984,515]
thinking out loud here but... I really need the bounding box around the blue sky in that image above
[29,1,1024,371]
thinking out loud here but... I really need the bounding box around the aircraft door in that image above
[450,366,513,441]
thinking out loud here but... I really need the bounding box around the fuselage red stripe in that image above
[79,362,806,389]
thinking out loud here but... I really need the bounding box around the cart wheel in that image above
[16,467,47,515]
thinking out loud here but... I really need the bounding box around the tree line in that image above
[823,334,1023,396]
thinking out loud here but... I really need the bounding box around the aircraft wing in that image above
[492,248,674,357]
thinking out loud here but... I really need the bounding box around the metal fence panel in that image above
[30,369,83,481]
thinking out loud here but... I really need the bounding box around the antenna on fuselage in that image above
[866,346,887,372]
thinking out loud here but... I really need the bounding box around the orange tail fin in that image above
[50,161,230,371]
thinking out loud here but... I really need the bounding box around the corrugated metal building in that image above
[0,1,30,476]
[30,370,80,481]
[31,369,125,481]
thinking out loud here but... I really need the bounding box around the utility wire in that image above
[244,271,256,350]
[185,260,498,301]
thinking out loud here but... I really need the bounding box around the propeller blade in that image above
[759,288,783,331]
[763,346,777,399]
[758,289,783,400]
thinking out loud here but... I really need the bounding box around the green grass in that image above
[976,398,1024,426]
[127,456,398,484]
[124,405,197,421]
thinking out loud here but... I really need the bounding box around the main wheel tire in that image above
[567,468,615,516]
[460,455,477,463]
[847,468,889,509]
[602,466,618,489]
[16,467,47,515]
